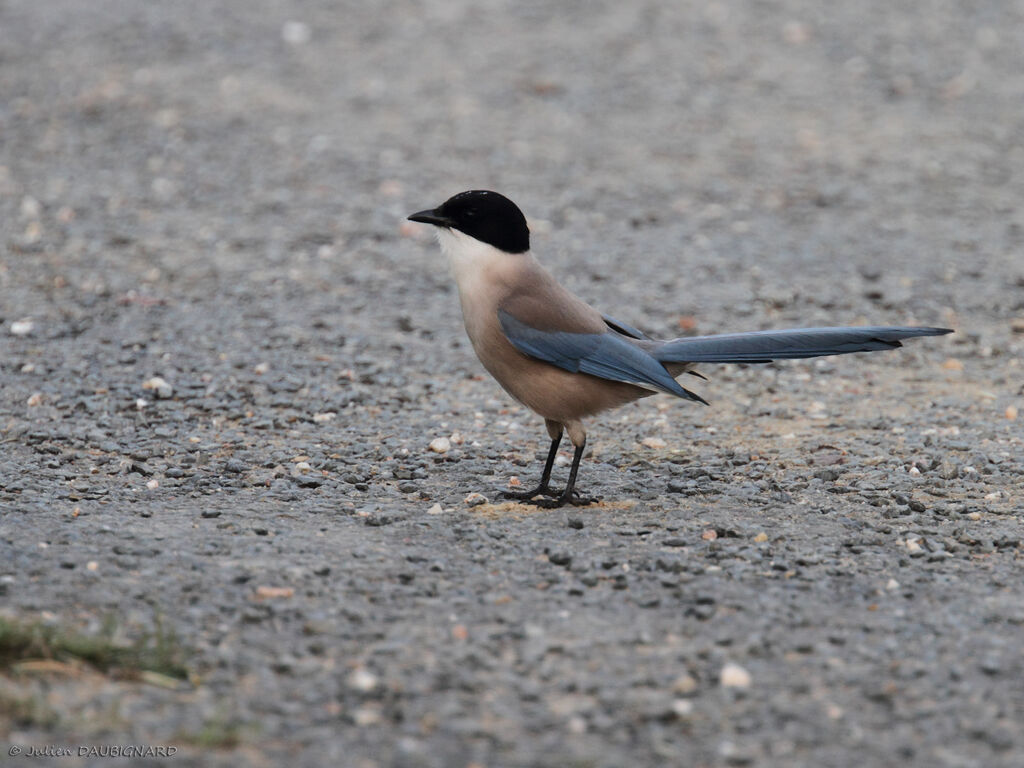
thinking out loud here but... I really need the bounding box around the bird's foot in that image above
[530,489,598,509]
[502,485,557,501]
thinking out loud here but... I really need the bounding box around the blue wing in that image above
[498,310,707,404]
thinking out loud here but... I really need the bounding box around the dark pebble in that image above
[548,551,573,567]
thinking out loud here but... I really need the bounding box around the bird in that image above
[408,190,952,508]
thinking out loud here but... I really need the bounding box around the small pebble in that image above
[142,376,173,399]
[1007,405,1018,420]
[426,503,444,515]
[641,436,667,449]
[782,20,811,45]
[146,479,159,490]
[351,707,381,726]
[567,715,586,734]
[313,412,336,423]
[464,492,487,507]
[254,586,294,600]
[720,662,752,689]
[348,667,378,692]
[429,436,451,454]
[672,699,694,717]
[26,392,43,407]
[20,196,41,218]
[548,551,572,567]
[282,20,311,45]
[673,674,698,694]
[10,319,34,336]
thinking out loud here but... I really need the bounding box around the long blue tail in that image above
[654,326,952,364]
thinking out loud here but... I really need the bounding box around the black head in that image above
[408,190,530,254]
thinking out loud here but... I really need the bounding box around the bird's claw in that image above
[502,486,557,501]
[529,490,598,509]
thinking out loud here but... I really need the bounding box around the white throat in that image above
[436,227,519,295]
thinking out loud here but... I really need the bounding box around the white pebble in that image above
[142,376,173,399]
[281,20,311,45]
[291,461,312,475]
[886,578,900,591]
[426,503,444,515]
[672,699,694,717]
[464,492,488,507]
[10,319,34,336]
[312,412,336,423]
[20,196,41,219]
[146,479,159,490]
[429,436,451,454]
[641,436,667,449]
[720,662,752,689]
[151,177,176,201]
[347,667,378,692]
[908,466,921,476]
[135,398,149,410]
[26,392,43,407]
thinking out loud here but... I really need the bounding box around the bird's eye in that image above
[465,208,478,218]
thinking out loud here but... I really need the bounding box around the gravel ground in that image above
[2,1,1023,766]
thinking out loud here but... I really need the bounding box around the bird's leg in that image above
[503,431,562,500]
[535,439,597,509]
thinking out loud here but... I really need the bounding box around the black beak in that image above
[408,208,452,227]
